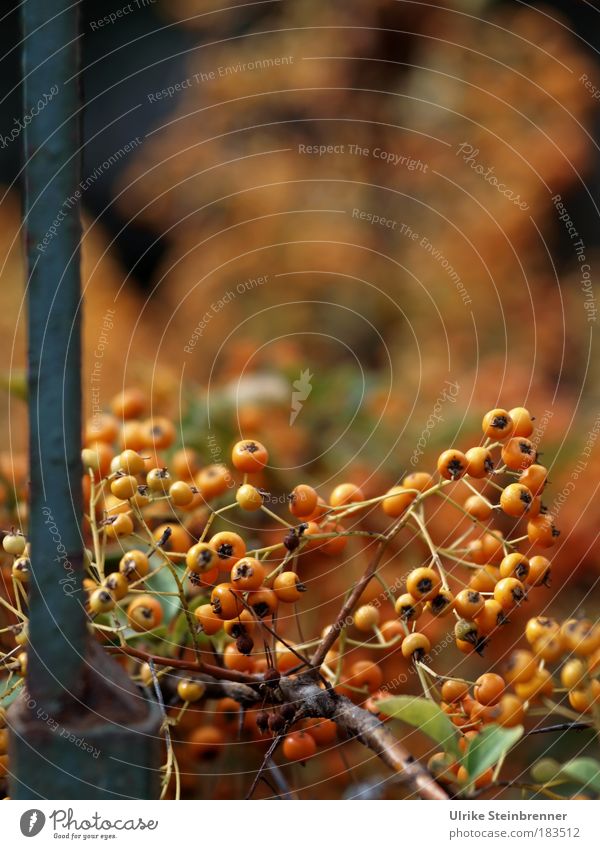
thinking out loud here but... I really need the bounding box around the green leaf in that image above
[464,724,523,780]
[377,696,461,758]
[558,758,600,793]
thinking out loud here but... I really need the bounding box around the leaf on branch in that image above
[377,696,461,758]
[464,724,523,780]
[556,758,600,794]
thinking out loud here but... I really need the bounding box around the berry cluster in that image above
[0,395,598,800]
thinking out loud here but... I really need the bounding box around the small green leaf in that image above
[377,696,461,757]
[464,724,523,780]
[558,758,600,793]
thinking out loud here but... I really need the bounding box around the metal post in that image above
[8,0,161,799]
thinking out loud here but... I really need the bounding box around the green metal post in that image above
[8,0,161,799]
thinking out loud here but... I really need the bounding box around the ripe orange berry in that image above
[474,673,505,706]
[210,531,246,565]
[235,484,263,511]
[382,486,416,517]
[110,388,145,420]
[568,684,600,713]
[186,542,217,573]
[141,417,176,450]
[104,512,134,539]
[379,619,405,642]
[177,679,206,702]
[501,438,536,470]
[494,577,525,611]
[289,484,318,518]
[454,589,485,620]
[496,694,525,727]
[117,449,146,476]
[402,632,430,660]
[273,571,306,603]
[85,413,119,445]
[103,571,129,601]
[394,593,423,623]
[560,659,587,690]
[475,599,506,635]
[465,447,495,478]
[406,567,441,602]
[195,464,234,499]
[500,483,533,517]
[437,449,468,480]
[525,616,560,645]
[110,474,139,501]
[146,466,172,493]
[329,482,364,508]
[499,553,530,581]
[120,421,146,452]
[247,588,278,619]
[211,583,244,620]
[303,718,337,746]
[283,731,317,762]
[441,679,469,703]
[504,649,537,685]
[402,471,434,492]
[532,634,563,663]
[481,531,504,563]
[519,464,548,495]
[169,480,195,507]
[119,549,149,582]
[349,660,384,692]
[194,603,223,636]
[514,668,553,701]
[82,442,114,477]
[354,604,380,632]
[527,555,551,587]
[171,448,201,481]
[223,609,257,639]
[508,407,534,438]
[527,514,559,548]
[561,619,600,656]
[189,726,224,760]
[427,589,454,617]
[153,523,189,553]
[463,494,492,521]
[469,565,500,593]
[230,557,265,591]
[482,408,513,440]
[231,440,268,473]
[223,643,253,672]
[128,595,163,632]
[89,587,116,614]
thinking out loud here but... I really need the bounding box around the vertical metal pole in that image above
[8,0,161,799]
[22,0,86,712]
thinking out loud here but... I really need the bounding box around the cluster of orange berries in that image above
[3,393,597,794]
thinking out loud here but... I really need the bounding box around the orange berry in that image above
[210,531,246,565]
[406,567,441,602]
[289,484,318,518]
[231,440,268,473]
[501,438,536,470]
[128,595,163,631]
[474,673,505,706]
[282,731,316,762]
[465,447,495,478]
[437,449,468,481]
[273,571,306,603]
[354,604,380,632]
[482,408,513,440]
[382,486,416,518]
[329,482,364,508]
[230,557,265,591]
